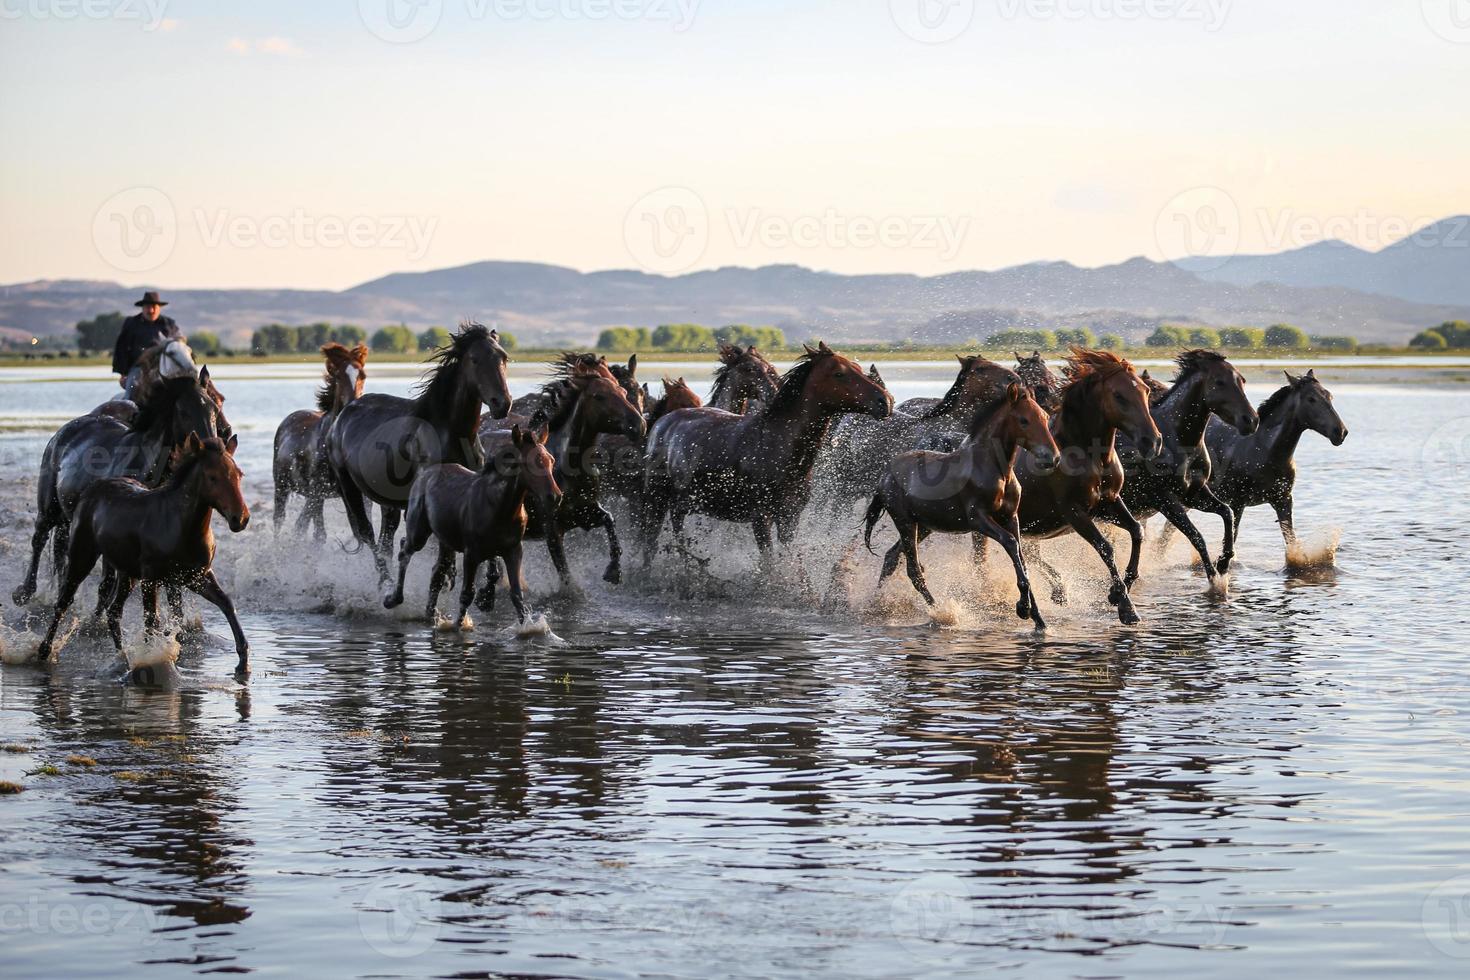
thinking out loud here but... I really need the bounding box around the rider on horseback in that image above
[112,291,184,398]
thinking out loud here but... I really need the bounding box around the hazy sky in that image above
[2,0,1467,289]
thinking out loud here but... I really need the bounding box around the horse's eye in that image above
[1020,418,1030,427]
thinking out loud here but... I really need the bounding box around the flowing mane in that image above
[1257,376,1306,420]
[1152,349,1228,408]
[964,387,1018,438]
[760,347,830,417]
[709,344,777,404]
[130,375,205,433]
[315,343,368,412]
[411,321,504,415]
[919,355,1014,419]
[1058,347,1137,422]
[166,435,228,487]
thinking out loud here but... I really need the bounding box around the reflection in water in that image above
[2,381,1469,976]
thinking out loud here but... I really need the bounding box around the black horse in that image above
[1116,350,1258,589]
[707,344,781,413]
[13,371,229,607]
[326,323,512,581]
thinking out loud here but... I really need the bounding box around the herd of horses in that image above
[6,323,1349,677]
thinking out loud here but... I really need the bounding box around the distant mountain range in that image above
[3,215,1466,348]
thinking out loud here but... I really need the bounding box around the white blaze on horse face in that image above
[345,365,360,388]
[160,340,198,380]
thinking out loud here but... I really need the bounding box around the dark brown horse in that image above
[1173,369,1347,556]
[273,343,368,540]
[707,344,781,413]
[35,434,251,675]
[1116,350,1258,587]
[480,361,645,589]
[865,383,1061,627]
[820,355,1022,509]
[640,342,893,567]
[602,376,704,500]
[1014,351,1064,413]
[13,369,230,607]
[385,425,563,625]
[326,323,512,580]
[1015,349,1162,624]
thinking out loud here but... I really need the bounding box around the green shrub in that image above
[1053,327,1097,348]
[371,325,416,354]
[188,331,222,356]
[1146,325,1191,347]
[1187,327,1221,348]
[417,327,452,351]
[1098,333,1126,350]
[652,323,716,351]
[1410,329,1449,349]
[1218,327,1265,348]
[1310,335,1358,352]
[1264,324,1310,350]
[986,329,1057,350]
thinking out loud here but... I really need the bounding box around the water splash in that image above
[434,612,474,632]
[1206,572,1231,598]
[122,631,181,671]
[1286,528,1341,571]
[0,620,77,666]
[928,599,965,627]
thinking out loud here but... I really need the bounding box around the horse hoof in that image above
[1216,557,1232,574]
[383,592,403,610]
[11,586,32,606]
[1015,599,1030,620]
[1119,607,1140,626]
[603,566,622,585]
[1107,584,1124,606]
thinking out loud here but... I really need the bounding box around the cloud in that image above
[226,37,304,57]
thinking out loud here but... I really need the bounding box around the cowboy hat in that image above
[134,290,168,307]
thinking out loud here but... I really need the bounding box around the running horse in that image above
[639,342,892,568]
[480,358,645,588]
[707,344,781,413]
[602,376,704,501]
[13,365,230,607]
[1014,351,1063,413]
[864,382,1061,628]
[273,343,368,540]
[326,323,512,581]
[1014,348,1162,625]
[1115,350,1258,589]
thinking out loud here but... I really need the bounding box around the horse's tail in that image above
[862,491,886,555]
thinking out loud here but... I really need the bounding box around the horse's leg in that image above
[335,470,386,581]
[504,545,529,623]
[188,570,250,676]
[971,533,988,568]
[1064,507,1139,625]
[92,563,118,621]
[475,559,499,613]
[50,521,70,590]
[1097,498,1145,589]
[1271,493,1297,553]
[974,512,1040,628]
[377,507,402,569]
[106,576,138,655]
[310,497,327,543]
[12,509,57,605]
[141,582,160,636]
[456,552,480,625]
[167,583,186,629]
[751,514,775,575]
[384,506,431,610]
[1007,513,1046,630]
[1193,486,1237,573]
[635,471,671,568]
[879,539,903,582]
[1024,540,1067,605]
[1156,495,1218,586]
[897,518,936,606]
[274,483,289,537]
[425,546,453,622]
[544,514,576,593]
[36,534,98,663]
[595,505,622,584]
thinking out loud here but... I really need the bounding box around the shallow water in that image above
[1,361,1469,977]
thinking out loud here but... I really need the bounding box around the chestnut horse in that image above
[820,355,1022,509]
[1015,349,1162,625]
[35,434,251,675]
[864,383,1060,628]
[707,344,780,413]
[1116,350,1257,587]
[273,343,368,540]
[639,342,892,567]
[326,323,511,580]
[386,425,563,625]
[480,361,645,588]
[602,376,704,501]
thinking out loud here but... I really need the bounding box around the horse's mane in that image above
[130,339,194,406]
[167,435,229,487]
[710,344,777,402]
[130,375,205,433]
[1152,349,1228,408]
[1257,373,1316,420]
[1058,347,1137,422]
[647,376,701,425]
[549,351,608,381]
[964,387,1019,438]
[412,321,504,412]
[762,347,834,417]
[315,343,368,412]
[920,355,1013,419]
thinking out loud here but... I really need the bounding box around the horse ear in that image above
[641,382,651,396]
[818,340,832,353]
[199,365,210,384]
[1008,382,1023,402]
[537,427,550,445]
[958,354,968,366]
[1284,370,1298,384]
[1306,368,1316,379]
[183,431,203,453]
[803,343,817,355]
[225,433,239,455]
[511,424,524,446]
[627,353,638,374]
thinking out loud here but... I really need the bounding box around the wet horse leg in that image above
[973,511,1041,627]
[1156,495,1219,586]
[1024,540,1068,605]
[1064,506,1140,625]
[424,546,453,621]
[1192,485,1237,573]
[12,509,58,605]
[141,582,161,636]
[377,507,402,570]
[37,531,100,663]
[1096,498,1144,589]
[189,570,250,676]
[898,519,936,606]
[273,483,290,537]
[595,504,622,584]
[384,506,432,610]
[503,545,529,623]
[456,552,481,625]
[167,583,186,629]
[106,576,138,654]
[335,469,387,581]
[1271,493,1297,553]
[92,563,118,621]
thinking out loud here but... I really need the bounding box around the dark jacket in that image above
[112,313,183,376]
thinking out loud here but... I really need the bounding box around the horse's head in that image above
[1285,369,1348,446]
[1014,350,1063,413]
[1181,349,1258,435]
[196,366,237,455]
[1065,348,1161,457]
[453,322,512,418]
[570,371,647,440]
[609,354,645,414]
[715,344,781,408]
[509,424,563,516]
[179,432,249,532]
[662,376,702,413]
[319,342,368,412]
[994,382,1059,471]
[795,342,893,418]
[136,374,222,449]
